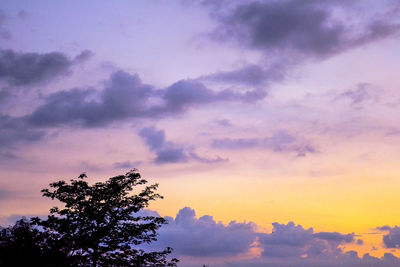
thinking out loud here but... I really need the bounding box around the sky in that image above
[1,0,400,266]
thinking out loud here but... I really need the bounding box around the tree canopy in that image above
[0,169,178,267]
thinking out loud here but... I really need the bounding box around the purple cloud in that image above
[212,131,316,156]
[0,115,45,147]
[136,207,400,267]
[378,225,400,249]
[113,160,142,170]
[18,71,264,129]
[0,49,92,86]
[139,126,225,164]
[150,207,257,256]
[200,63,285,87]
[335,83,375,105]
[210,1,400,59]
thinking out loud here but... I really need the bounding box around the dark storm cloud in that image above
[139,126,224,164]
[0,49,93,86]
[377,225,400,248]
[212,131,316,156]
[210,0,400,59]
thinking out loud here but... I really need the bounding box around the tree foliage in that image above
[0,218,42,266]
[1,169,178,267]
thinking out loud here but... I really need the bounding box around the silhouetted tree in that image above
[0,218,42,266]
[0,217,70,266]
[30,169,178,267]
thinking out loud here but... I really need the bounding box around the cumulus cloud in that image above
[258,222,354,259]
[149,207,257,257]
[377,225,400,249]
[210,0,400,59]
[0,49,93,86]
[212,131,316,156]
[139,126,225,164]
[137,207,400,267]
[229,252,400,267]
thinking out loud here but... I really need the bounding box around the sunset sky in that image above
[1,1,400,266]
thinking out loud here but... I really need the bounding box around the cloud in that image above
[0,69,260,158]
[200,63,285,87]
[17,9,29,21]
[0,49,93,86]
[139,126,225,164]
[20,70,260,129]
[335,83,376,105]
[139,126,188,164]
[210,0,400,59]
[150,207,257,257]
[313,232,355,243]
[162,79,264,113]
[378,225,400,249]
[213,119,233,127]
[0,114,46,147]
[0,9,11,40]
[229,252,400,267]
[0,188,13,200]
[25,71,153,127]
[212,131,316,156]
[258,222,354,259]
[113,160,142,169]
[139,207,399,267]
